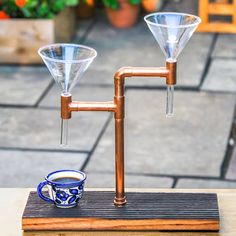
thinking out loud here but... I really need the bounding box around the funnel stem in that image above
[60,119,69,146]
[166,85,174,117]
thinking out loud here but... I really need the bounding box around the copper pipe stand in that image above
[61,62,176,206]
[21,61,220,232]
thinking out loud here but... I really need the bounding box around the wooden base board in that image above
[22,191,220,231]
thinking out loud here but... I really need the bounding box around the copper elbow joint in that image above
[114,67,133,80]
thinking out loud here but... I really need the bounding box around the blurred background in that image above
[0,0,235,189]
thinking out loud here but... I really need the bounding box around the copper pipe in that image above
[60,62,177,207]
[114,67,169,80]
[113,76,126,206]
[114,118,126,206]
[69,101,116,112]
[113,63,176,206]
[61,98,116,119]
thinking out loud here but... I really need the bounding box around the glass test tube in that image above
[60,118,68,146]
[166,85,174,117]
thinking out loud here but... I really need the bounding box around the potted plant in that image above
[142,0,164,12]
[102,0,141,28]
[0,0,79,64]
[77,0,95,19]
[0,0,79,18]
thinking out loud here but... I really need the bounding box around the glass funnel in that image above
[144,12,201,116]
[38,44,97,146]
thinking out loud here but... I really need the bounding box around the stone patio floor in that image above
[0,0,236,189]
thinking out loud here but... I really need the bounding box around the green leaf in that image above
[102,0,110,8]
[0,0,80,18]
[129,0,141,5]
[51,0,65,13]
[20,8,32,18]
[25,0,38,8]
[65,0,79,6]
[102,0,119,9]
[38,3,50,17]
[47,12,55,19]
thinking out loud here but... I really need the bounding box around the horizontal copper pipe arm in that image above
[61,63,177,118]
[69,101,116,112]
[114,67,169,79]
[61,96,116,119]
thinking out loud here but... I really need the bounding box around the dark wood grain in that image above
[22,191,220,231]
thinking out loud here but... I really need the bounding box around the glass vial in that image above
[166,85,174,117]
[60,119,68,146]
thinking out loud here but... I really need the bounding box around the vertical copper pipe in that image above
[114,118,126,205]
[112,64,176,206]
[114,76,126,206]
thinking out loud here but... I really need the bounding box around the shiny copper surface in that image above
[114,67,169,80]
[166,61,177,85]
[69,101,116,112]
[60,62,177,207]
[61,95,72,119]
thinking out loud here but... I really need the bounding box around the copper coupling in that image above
[166,61,177,85]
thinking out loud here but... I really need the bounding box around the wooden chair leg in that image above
[199,0,209,24]
[216,0,228,3]
[198,0,236,33]
[233,0,236,24]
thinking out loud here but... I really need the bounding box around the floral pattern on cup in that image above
[37,170,86,208]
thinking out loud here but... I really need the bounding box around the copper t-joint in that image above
[61,61,177,207]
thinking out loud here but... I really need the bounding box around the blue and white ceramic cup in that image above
[37,170,86,208]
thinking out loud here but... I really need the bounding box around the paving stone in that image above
[176,178,236,188]
[164,0,198,15]
[85,172,173,188]
[0,150,87,187]
[75,19,95,42]
[86,90,235,177]
[39,84,114,108]
[77,68,117,87]
[79,18,213,88]
[202,59,236,93]
[0,66,51,106]
[226,147,236,180]
[0,108,109,151]
[212,34,236,58]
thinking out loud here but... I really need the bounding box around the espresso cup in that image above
[37,169,86,208]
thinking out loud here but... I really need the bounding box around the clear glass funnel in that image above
[144,12,201,61]
[144,12,201,116]
[38,44,97,146]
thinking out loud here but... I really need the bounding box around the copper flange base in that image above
[114,196,127,207]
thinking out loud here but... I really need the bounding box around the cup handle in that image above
[37,181,54,203]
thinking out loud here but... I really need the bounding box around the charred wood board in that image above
[22,191,220,231]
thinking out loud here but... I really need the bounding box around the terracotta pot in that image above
[106,0,140,28]
[142,0,163,12]
[77,0,95,19]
